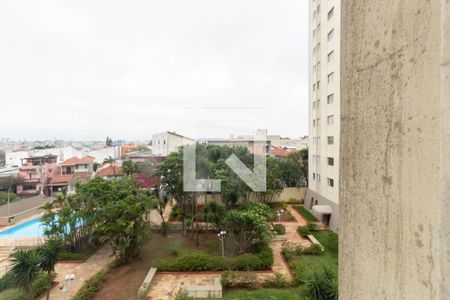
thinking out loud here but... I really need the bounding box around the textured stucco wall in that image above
[340,0,449,299]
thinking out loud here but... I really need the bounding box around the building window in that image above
[317,99,320,109]
[316,118,320,127]
[328,136,334,145]
[327,94,334,104]
[328,157,334,166]
[327,115,335,125]
[313,119,316,127]
[328,7,334,20]
[317,174,321,182]
[316,80,320,90]
[313,172,316,180]
[328,29,335,42]
[316,23,321,36]
[317,4,320,14]
[313,101,316,109]
[327,50,335,62]
[327,178,334,187]
[317,42,321,53]
[313,28,316,38]
[327,72,334,83]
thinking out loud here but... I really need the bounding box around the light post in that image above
[276,209,284,222]
[217,230,227,257]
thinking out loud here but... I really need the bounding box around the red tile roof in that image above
[62,156,95,166]
[49,168,92,186]
[97,166,122,177]
[271,146,290,157]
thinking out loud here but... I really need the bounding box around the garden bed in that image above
[283,231,338,283]
[269,204,296,222]
[292,205,319,222]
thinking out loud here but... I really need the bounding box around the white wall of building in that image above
[5,151,28,167]
[306,0,341,231]
[152,132,193,156]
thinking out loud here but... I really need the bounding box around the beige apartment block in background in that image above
[305,0,341,231]
[340,0,450,299]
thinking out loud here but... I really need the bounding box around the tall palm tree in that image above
[104,156,117,179]
[38,239,61,300]
[10,248,41,300]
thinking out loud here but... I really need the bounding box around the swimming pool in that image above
[0,216,47,238]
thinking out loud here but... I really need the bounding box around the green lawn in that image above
[222,288,306,300]
[292,206,318,222]
[288,231,338,279]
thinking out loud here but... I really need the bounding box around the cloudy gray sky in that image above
[0,0,308,141]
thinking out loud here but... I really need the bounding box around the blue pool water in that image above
[0,216,47,238]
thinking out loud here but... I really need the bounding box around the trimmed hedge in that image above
[297,225,311,237]
[273,224,286,235]
[72,268,109,300]
[293,206,318,222]
[153,247,273,272]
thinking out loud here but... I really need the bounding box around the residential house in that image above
[16,155,57,195]
[48,156,95,194]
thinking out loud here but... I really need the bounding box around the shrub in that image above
[298,225,311,237]
[170,204,182,221]
[304,268,338,300]
[58,250,85,261]
[0,272,15,292]
[154,248,273,272]
[307,222,318,231]
[72,268,108,300]
[221,271,259,289]
[262,272,290,288]
[0,288,24,300]
[302,244,323,255]
[168,243,183,256]
[273,224,286,235]
[32,272,56,299]
[281,202,289,210]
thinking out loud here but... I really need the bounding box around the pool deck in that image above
[0,212,48,277]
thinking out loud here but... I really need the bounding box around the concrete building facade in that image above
[340,0,450,299]
[305,0,341,231]
[152,131,194,156]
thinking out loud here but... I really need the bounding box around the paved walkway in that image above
[147,204,312,300]
[41,245,114,300]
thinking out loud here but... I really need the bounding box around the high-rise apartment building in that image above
[305,0,340,232]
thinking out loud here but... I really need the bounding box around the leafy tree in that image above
[93,178,153,264]
[10,248,41,300]
[122,160,138,176]
[256,157,284,203]
[105,136,113,147]
[37,239,61,300]
[202,202,226,230]
[153,192,170,236]
[223,203,274,253]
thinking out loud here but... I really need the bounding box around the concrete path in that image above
[41,245,114,300]
[147,204,313,300]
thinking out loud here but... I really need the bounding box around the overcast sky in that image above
[0,0,308,141]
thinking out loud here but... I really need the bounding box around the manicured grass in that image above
[293,205,318,222]
[287,231,338,280]
[222,288,306,300]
